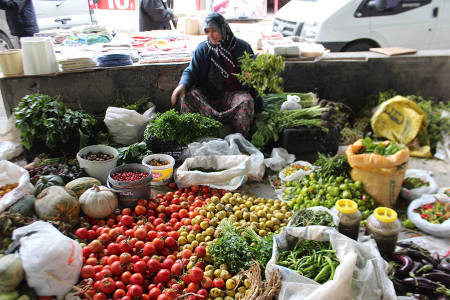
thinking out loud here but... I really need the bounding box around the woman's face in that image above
[205,28,222,45]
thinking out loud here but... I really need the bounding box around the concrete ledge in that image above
[1,50,449,116]
[0,62,189,116]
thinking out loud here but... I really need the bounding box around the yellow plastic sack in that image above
[346,139,410,208]
[371,96,432,157]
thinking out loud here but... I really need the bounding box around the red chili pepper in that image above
[420,214,430,220]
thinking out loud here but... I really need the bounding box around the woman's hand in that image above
[171,84,186,105]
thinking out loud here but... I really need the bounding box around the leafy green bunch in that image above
[234,52,285,98]
[144,109,222,145]
[358,136,404,156]
[117,141,153,164]
[13,93,96,150]
[208,220,273,274]
[110,90,150,113]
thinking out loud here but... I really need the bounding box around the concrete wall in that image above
[1,50,449,117]
[283,50,450,108]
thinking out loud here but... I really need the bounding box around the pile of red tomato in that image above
[74,185,228,300]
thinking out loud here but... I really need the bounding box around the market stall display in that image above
[1,77,450,300]
[131,30,195,65]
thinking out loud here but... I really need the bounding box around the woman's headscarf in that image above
[203,12,237,78]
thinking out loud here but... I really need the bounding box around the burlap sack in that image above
[345,139,410,207]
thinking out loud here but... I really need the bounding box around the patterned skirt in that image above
[180,88,254,139]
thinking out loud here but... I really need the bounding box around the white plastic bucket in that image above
[21,37,59,75]
[142,154,175,186]
[0,49,23,76]
[77,145,119,184]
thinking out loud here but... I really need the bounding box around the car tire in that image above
[342,41,376,52]
[0,32,14,50]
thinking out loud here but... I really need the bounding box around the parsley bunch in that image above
[144,110,222,145]
[14,93,96,150]
[208,220,253,274]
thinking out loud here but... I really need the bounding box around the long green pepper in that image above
[278,239,340,284]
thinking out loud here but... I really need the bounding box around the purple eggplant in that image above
[392,279,410,294]
[397,240,416,248]
[407,249,431,261]
[402,277,450,296]
[410,261,423,274]
[410,294,430,300]
[438,262,450,274]
[416,263,433,275]
[392,253,414,274]
[423,272,450,286]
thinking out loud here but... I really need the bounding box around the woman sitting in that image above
[170,12,263,139]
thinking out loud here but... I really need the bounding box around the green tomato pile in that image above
[283,173,377,220]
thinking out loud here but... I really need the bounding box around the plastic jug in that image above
[333,199,362,240]
[365,207,401,258]
[21,37,59,75]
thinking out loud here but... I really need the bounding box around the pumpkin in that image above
[8,194,36,216]
[0,254,24,293]
[80,185,118,219]
[65,177,102,197]
[34,175,65,196]
[35,186,80,222]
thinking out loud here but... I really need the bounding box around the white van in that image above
[272,0,450,51]
[0,0,97,50]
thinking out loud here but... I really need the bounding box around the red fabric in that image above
[222,53,242,92]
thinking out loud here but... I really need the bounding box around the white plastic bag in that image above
[175,155,251,190]
[407,194,450,237]
[0,116,23,160]
[104,106,152,145]
[437,186,450,197]
[12,221,83,296]
[181,133,265,181]
[281,95,302,111]
[266,226,396,300]
[0,160,34,213]
[434,110,449,163]
[263,147,296,171]
[279,160,314,182]
[400,169,437,201]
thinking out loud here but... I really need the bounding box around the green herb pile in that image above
[110,90,151,113]
[402,177,430,190]
[144,109,222,145]
[117,141,153,165]
[357,137,405,156]
[251,105,330,150]
[234,52,285,98]
[313,153,352,181]
[14,93,96,151]
[208,220,273,274]
[242,227,274,269]
[288,209,337,228]
[278,239,339,284]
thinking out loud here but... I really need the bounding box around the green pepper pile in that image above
[285,173,377,220]
[402,177,430,190]
[278,239,339,284]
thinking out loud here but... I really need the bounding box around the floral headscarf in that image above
[203,12,237,78]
